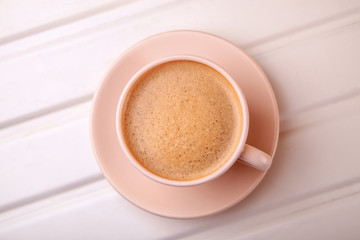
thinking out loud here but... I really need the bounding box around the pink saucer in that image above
[90,30,279,218]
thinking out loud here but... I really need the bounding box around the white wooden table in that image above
[1,0,360,239]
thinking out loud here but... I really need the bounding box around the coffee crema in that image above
[122,60,243,181]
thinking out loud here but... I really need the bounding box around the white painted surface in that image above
[0,0,359,239]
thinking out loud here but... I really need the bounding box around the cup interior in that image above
[115,55,249,187]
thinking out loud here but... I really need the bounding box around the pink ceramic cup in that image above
[115,55,272,187]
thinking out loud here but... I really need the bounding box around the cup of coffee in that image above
[115,55,271,187]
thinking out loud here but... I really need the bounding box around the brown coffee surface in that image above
[122,60,243,181]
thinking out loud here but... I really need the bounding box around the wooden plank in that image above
[0,183,207,240]
[238,193,360,240]
[0,103,102,212]
[182,184,360,240]
[0,0,134,43]
[255,22,360,118]
[1,0,360,126]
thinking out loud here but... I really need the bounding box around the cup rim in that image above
[115,55,249,187]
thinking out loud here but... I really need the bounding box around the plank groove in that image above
[0,0,137,44]
[0,103,102,212]
[183,185,360,240]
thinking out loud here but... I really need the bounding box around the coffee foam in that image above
[122,60,243,181]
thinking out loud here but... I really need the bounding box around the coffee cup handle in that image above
[237,144,272,171]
